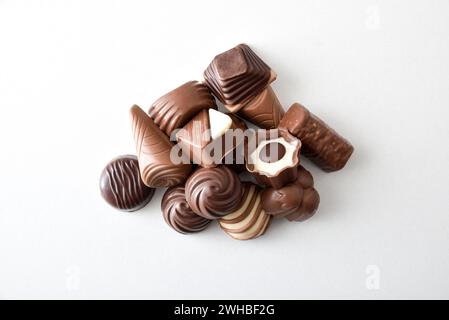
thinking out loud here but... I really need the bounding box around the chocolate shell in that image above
[245,128,301,189]
[185,166,242,219]
[100,155,155,212]
[204,44,274,107]
[219,183,271,240]
[279,103,354,172]
[130,105,192,188]
[149,81,216,137]
[260,165,320,221]
[161,186,211,234]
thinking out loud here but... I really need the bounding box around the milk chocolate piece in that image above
[176,109,247,167]
[245,128,301,189]
[204,44,274,106]
[203,44,283,129]
[185,166,242,219]
[219,183,271,240]
[149,81,217,137]
[261,165,320,221]
[100,155,155,212]
[130,105,192,188]
[161,186,211,234]
[279,103,354,172]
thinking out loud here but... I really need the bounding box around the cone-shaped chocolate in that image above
[279,103,354,172]
[149,81,216,137]
[130,105,192,188]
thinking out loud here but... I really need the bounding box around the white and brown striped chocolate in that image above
[219,183,271,240]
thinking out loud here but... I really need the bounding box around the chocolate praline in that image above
[260,183,303,218]
[100,155,155,212]
[162,186,211,234]
[185,166,242,219]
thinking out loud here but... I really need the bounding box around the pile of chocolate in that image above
[100,44,354,240]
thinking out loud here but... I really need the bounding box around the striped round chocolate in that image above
[219,183,271,240]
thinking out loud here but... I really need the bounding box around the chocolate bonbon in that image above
[162,186,211,234]
[130,104,192,188]
[185,166,242,219]
[245,128,301,189]
[219,183,271,240]
[279,103,354,172]
[261,165,320,221]
[176,108,247,167]
[204,44,283,129]
[149,81,217,137]
[100,155,155,211]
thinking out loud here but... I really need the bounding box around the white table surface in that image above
[1,0,449,299]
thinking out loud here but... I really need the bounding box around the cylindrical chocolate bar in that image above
[279,103,354,172]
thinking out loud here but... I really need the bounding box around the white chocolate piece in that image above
[248,137,299,177]
[209,108,233,140]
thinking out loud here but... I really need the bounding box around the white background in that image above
[1,0,448,299]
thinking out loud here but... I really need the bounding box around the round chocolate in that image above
[295,165,314,189]
[286,188,320,222]
[100,155,155,211]
[260,183,303,218]
[162,186,211,234]
[185,166,242,219]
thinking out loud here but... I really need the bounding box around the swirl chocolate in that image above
[130,105,192,188]
[161,186,211,234]
[100,155,155,211]
[219,183,271,240]
[185,166,242,219]
[149,81,217,137]
[279,103,354,172]
[261,165,320,221]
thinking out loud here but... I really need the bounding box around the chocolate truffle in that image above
[149,81,217,137]
[185,166,242,219]
[161,186,211,234]
[261,165,320,221]
[279,103,354,172]
[100,155,155,211]
[219,183,271,240]
[130,105,192,188]
[245,128,301,189]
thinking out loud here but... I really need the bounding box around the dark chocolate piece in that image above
[245,128,301,189]
[261,165,320,221]
[100,155,155,211]
[130,105,192,188]
[161,186,211,234]
[149,81,216,137]
[219,183,271,240]
[204,44,273,106]
[279,103,354,172]
[185,166,242,219]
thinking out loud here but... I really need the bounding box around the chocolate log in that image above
[219,183,271,240]
[130,105,192,188]
[261,165,320,221]
[245,128,301,189]
[176,109,247,167]
[149,81,217,137]
[203,44,283,129]
[279,103,354,172]
[161,186,211,234]
[100,155,155,212]
[185,166,242,219]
